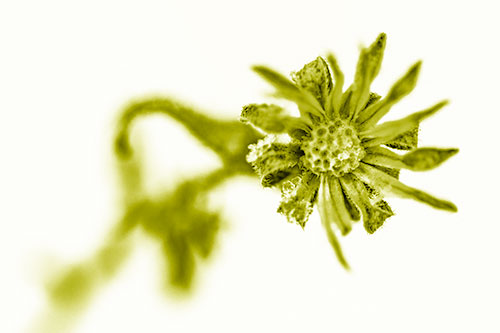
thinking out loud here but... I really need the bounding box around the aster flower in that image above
[240,33,458,269]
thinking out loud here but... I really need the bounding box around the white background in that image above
[1,0,499,332]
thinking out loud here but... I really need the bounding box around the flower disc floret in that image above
[301,120,365,176]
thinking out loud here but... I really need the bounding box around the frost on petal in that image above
[277,172,319,228]
[247,136,304,187]
[291,56,332,109]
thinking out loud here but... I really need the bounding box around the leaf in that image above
[353,163,458,212]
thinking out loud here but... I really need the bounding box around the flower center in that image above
[301,120,365,177]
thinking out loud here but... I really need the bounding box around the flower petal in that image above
[353,163,458,212]
[363,146,407,169]
[364,146,458,172]
[252,65,325,119]
[240,103,311,135]
[329,177,355,235]
[357,61,422,129]
[370,164,400,179]
[384,125,419,150]
[317,175,350,269]
[338,88,353,119]
[325,53,345,117]
[339,175,394,234]
[349,33,387,121]
[291,56,332,109]
[343,189,361,221]
[402,147,459,171]
[360,100,448,147]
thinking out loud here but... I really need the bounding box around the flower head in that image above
[240,33,458,269]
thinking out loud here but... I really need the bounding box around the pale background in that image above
[1,0,499,332]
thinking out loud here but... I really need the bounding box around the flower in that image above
[240,33,458,269]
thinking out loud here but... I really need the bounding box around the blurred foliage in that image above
[40,97,262,331]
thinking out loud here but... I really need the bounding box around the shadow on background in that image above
[35,97,262,332]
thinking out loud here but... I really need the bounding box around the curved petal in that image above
[360,100,448,147]
[340,174,394,234]
[329,177,355,235]
[325,53,345,118]
[350,33,387,121]
[357,61,422,129]
[317,175,350,269]
[353,163,458,212]
[365,146,458,172]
